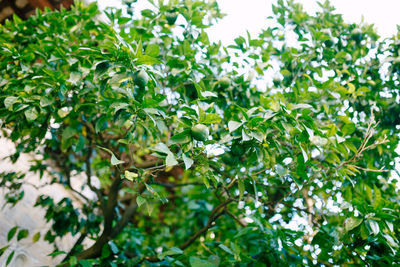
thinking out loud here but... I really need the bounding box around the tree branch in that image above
[179,210,225,250]
[85,145,105,212]
[75,172,122,260]
[179,199,233,250]
[62,231,88,263]
[111,178,148,237]
[225,210,246,227]
[150,181,203,188]
[141,198,234,263]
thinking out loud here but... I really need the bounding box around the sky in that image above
[207,0,400,44]
[97,0,400,45]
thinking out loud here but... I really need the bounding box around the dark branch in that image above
[225,210,246,227]
[62,231,88,263]
[150,181,203,188]
[75,172,122,260]
[85,145,105,212]
[112,180,147,237]
[142,198,234,263]
[179,210,225,250]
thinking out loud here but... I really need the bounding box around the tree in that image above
[0,0,399,265]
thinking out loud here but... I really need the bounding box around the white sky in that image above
[208,0,400,44]
[98,0,400,44]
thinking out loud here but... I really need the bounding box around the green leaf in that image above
[24,108,38,122]
[344,217,363,232]
[48,251,67,257]
[383,233,398,248]
[275,164,287,176]
[159,247,183,259]
[228,121,242,132]
[6,250,14,266]
[108,241,119,254]
[166,153,178,167]
[200,91,218,98]
[95,116,107,133]
[250,131,263,142]
[289,103,313,110]
[373,185,382,208]
[0,245,9,258]
[109,73,130,87]
[95,61,111,76]
[360,222,369,240]
[368,220,380,235]
[32,232,40,243]
[79,260,92,267]
[342,123,356,136]
[151,143,172,155]
[75,135,85,152]
[146,202,154,216]
[135,40,143,57]
[101,244,111,259]
[136,55,161,65]
[280,69,291,77]
[40,97,54,107]
[169,130,192,145]
[365,185,373,202]
[57,108,70,118]
[343,186,352,201]
[69,256,78,265]
[300,146,308,162]
[189,256,217,267]
[7,226,18,241]
[12,13,22,23]
[62,127,76,141]
[98,147,125,165]
[17,229,29,241]
[193,82,204,98]
[111,154,124,166]
[136,195,146,207]
[145,44,160,57]
[68,72,81,85]
[218,244,234,255]
[347,83,355,94]
[124,170,138,181]
[269,99,281,112]
[182,153,194,169]
[201,113,221,124]
[4,96,19,110]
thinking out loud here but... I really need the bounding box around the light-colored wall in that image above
[0,137,89,267]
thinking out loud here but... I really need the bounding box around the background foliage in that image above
[1,0,399,265]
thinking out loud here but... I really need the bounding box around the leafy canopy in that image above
[0,0,399,266]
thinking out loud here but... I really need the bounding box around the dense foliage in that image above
[1,0,400,265]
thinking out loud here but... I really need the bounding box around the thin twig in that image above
[225,210,246,227]
[347,164,388,173]
[339,105,388,173]
[150,181,203,188]
[85,143,105,212]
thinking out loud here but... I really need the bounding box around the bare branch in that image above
[347,164,388,173]
[112,178,148,237]
[225,210,246,227]
[339,106,389,172]
[62,231,88,263]
[150,181,203,188]
[140,198,234,264]
[179,199,233,250]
